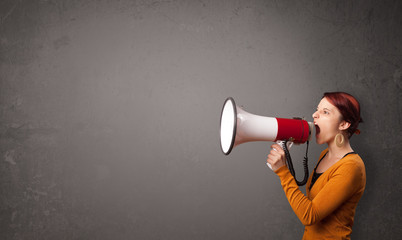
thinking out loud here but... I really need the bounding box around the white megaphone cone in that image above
[219,97,314,155]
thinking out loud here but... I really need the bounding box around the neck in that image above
[327,140,353,159]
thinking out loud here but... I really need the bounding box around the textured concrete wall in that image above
[1,0,401,239]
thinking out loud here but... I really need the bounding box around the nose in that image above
[312,111,318,119]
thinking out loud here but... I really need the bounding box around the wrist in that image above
[274,165,288,174]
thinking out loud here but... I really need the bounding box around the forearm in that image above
[275,166,320,226]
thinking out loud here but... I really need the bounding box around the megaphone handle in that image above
[276,140,293,150]
[266,140,293,170]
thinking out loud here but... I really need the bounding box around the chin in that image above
[315,140,325,145]
[315,136,326,145]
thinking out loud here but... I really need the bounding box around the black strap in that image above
[309,151,356,190]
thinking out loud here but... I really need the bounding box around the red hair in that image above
[323,92,363,138]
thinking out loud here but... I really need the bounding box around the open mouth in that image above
[315,123,320,136]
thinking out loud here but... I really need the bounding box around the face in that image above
[312,97,349,145]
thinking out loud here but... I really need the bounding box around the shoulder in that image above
[341,153,365,172]
[332,153,366,183]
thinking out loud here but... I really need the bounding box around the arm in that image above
[274,162,363,225]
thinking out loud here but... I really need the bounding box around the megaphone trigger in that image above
[276,140,294,150]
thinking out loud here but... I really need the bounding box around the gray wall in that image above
[1,0,401,239]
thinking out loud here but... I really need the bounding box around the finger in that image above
[272,145,285,155]
[271,144,284,153]
[267,154,279,164]
[270,149,282,158]
[272,143,282,149]
[267,155,279,164]
[270,143,280,149]
[266,155,274,163]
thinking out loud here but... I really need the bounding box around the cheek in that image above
[320,118,339,135]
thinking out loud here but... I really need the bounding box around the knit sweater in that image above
[274,149,366,239]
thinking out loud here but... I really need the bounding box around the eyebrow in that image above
[317,107,332,112]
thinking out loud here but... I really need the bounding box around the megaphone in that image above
[219,97,314,186]
[220,97,314,155]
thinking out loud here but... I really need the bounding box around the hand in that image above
[266,143,287,171]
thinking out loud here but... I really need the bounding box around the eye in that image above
[324,110,329,115]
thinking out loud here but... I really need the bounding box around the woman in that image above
[267,92,366,239]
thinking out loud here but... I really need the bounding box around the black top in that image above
[309,151,356,191]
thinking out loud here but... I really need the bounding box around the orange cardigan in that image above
[274,149,366,239]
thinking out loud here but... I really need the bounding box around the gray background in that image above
[1,0,401,239]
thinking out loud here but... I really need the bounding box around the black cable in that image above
[283,139,310,186]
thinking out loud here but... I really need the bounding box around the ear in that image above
[338,120,351,131]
